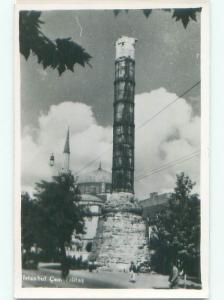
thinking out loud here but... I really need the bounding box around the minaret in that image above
[62,128,70,174]
[112,36,137,194]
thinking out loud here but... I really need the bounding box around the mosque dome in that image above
[77,163,112,195]
[77,163,111,184]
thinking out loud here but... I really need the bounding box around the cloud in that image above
[21,102,113,194]
[22,88,200,199]
[134,88,200,198]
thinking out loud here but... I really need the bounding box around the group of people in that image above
[128,259,186,288]
[61,256,186,288]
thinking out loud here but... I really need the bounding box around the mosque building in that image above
[53,128,112,256]
[75,164,112,253]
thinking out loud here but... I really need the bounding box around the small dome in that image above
[77,164,111,184]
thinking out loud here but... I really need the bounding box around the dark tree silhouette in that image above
[113,8,202,28]
[149,173,201,279]
[20,9,201,75]
[24,173,85,277]
[19,11,92,75]
[21,192,41,269]
[172,8,201,28]
[21,192,39,252]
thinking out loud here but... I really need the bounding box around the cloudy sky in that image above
[21,9,201,199]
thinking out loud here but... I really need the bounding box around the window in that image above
[101,182,105,193]
[90,186,96,194]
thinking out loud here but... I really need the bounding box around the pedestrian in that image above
[61,256,70,280]
[129,261,137,283]
[177,259,187,288]
[169,261,179,289]
[88,261,93,272]
[136,261,141,275]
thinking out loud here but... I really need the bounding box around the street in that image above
[22,266,201,289]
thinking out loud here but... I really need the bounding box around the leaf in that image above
[143,9,152,18]
[113,10,121,16]
[112,8,200,28]
[19,11,92,76]
[172,8,201,28]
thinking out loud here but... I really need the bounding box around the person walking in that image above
[129,261,137,283]
[136,261,141,275]
[177,259,187,288]
[169,261,179,289]
[61,256,70,280]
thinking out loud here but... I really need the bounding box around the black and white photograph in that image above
[14,0,209,298]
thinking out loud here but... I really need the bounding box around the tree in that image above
[19,11,92,75]
[33,173,85,276]
[21,192,41,268]
[149,173,201,279]
[20,9,201,75]
[114,8,202,28]
[21,192,39,252]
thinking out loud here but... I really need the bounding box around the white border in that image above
[14,0,210,298]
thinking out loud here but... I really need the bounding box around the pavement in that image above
[22,265,201,289]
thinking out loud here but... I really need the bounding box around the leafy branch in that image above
[113,8,202,28]
[19,11,92,75]
[19,9,202,76]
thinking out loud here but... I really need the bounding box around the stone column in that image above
[112,36,137,195]
[90,37,149,271]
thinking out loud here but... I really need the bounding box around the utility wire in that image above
[136,80,201,130]
[135,149,200,179]
[75,80,200,175]
[135,152,200,182]
[136,152,200,181]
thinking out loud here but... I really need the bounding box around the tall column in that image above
[92,37,150,271]
[112,36,137,194]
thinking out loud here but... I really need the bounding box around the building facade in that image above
[139,192,171,218]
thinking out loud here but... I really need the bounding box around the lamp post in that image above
[49,153,55,167]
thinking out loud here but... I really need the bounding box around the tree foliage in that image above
[21,173,85,269]
[21,192,39,251]
[113,8,202,28]
[20,9,201,75]
[33,174,85,255]
[148,173,201,278]
[172,8,201,28]
[19,11,92,75]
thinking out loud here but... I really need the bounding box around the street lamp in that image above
[49,153,54,167]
